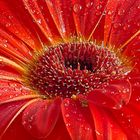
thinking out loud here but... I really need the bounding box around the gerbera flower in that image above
[0,0,140,139]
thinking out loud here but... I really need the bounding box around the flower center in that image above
[26,42,129,98]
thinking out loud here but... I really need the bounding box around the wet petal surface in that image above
[62,98,95,140]
[22,98,61,138]
[88,79,131,109]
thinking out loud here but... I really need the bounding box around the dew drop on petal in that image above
[15,30,19,34]
[122,88,130,94]
[84,127,90,131]
[113,23,122,29]
[86,2,93,8]
[95,11,102,16]
[28,125,32,130]
[134,82,140,86]
[37,19,42,24]
[136,96,140,102]
[137,5,140,9]
[117,9,125,16]
[9,95,13,99]
[107,10,113,15]
[65,113,70,118]
[95,130,101,136]
[5,23,11,27]
[73,3,82,14]
[22,120,26,125]
[66,123,71,127]
[96,4,102,10]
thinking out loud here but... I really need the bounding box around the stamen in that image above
[25,42,131,99]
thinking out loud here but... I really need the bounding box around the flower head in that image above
[0,0,140,140]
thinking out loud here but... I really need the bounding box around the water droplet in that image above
[137,5,140,9]
[95,130,101,135]
[123,24,131,30]
[3,42,8,48]
[107,10,113,15]
[28,116,34,122]
[9,95,13,98]
[28,125,32,130]
[85,127,90,131]
[136,96,140,102]
[121,113,124,116]
[137,23,140,27]
[95,11,102,16]
[37,19,42,24]
[96,4,102,10]
[118,9,125,15]
[22,121,26,125]
[86,2,93,8]
[15,30,19,34]
[8,15,13,19]
[73,3,82,13]
[66,123,71,127]
[122,88,129,93]
[128,118,131,122]
[134,82,140,86]
[65,114,70,118]
[5,23,11,27]
[64,101,70,107]
[113,23,120,29]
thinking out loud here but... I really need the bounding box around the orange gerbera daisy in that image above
[0,0,140,140]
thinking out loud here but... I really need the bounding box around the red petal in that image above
[88,79,131,109]
[22,97,61,139]
[122,34,140,71]
[0,0,39,49]
[112,105,140,139]
[89,103,127,139]
[61,98,95,140]
[47,114,71,140]
[45,0,76,41]
[2,114,36,140]
[0,80,35,104]
[104,0,140,47]
[128,74,140,111]
[0,64,20,78]
[0,27,33,62]
[0,100,29,139]
[23,0,61,44]
[71,0,107,40]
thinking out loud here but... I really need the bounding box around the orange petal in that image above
[22,97,61,138]
[88,79,132,109]
[61,98,95,140]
